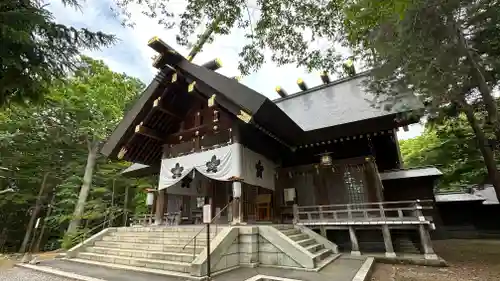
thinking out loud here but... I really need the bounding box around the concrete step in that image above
[115,226,209,233]
[273,225,295,230]
[63,258,195,280]
[312,248,332,262]
[296,238,315,247]
[281,228,301,236]
[101,236,208,245]
[77,252,191,273]
[86,247,196,263]
[93,241,204,254]
[305,243,324,253]
[288,233,309,241]
[110,230,219,237]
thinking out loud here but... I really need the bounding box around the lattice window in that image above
[343,168,366,204]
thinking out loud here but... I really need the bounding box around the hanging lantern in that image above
[319,152,333,166]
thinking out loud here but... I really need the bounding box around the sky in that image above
[47,0,424,140]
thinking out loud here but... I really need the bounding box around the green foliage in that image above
[0,56,151,252]
[400,114,491,191]
[0,0,116,107]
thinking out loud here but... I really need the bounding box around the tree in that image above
[0,57,145,252]
[0,0,115,106]
[47,57,143,235]
[340,0,500,201]
[401,114,490,190]
[114,0,500,201]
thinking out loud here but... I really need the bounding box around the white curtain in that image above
[159,143,276,191]
[241,146,277,190]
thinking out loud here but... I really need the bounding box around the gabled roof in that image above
[103,38,424,166]
[275,72,423,132]
[101,39,303,164]
[172,56,304,146]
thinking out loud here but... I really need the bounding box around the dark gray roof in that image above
[379,167,443,181]
[274,73,424,131]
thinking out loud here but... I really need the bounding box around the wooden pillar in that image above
[381,225,396,257]
[392,129,404,168]
[154,189,165,225]
[348,226,361,256]
[366,159,384,202]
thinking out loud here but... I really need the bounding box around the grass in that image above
[371,239,500,281]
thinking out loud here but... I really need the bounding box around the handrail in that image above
[71,210,125,245]
[296,200,433,209]
[182,202,231,251]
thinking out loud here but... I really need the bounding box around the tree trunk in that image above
[458,97,500,202]
[34,192,56,252]
[451,17,500,144]
[19,172,50,253]
[66,140,99,235]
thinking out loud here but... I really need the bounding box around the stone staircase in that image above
[274,225,338,267]
[67,226,222,277]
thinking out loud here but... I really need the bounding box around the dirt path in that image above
[371,239,500,281]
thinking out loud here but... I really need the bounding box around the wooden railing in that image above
[293,200,434,226]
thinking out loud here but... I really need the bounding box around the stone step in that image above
[281,229,301,236]
[305,243,324,253]
[101,236,208,245]
[110,231,218,238]
[65,258,194,280]
[273,225,295,230]
[86,247,196,263]
[115,226,209,233]
[288,233,309,241]
[77,252,191,273]
[296,238,315,247]
[312,248,332,262]
[93,241,204,254]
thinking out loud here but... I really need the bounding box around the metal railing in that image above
[182,202,231,258]
[70,210,125,246]
[293,200,434,225]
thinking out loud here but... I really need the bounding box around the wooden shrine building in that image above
[102,37,441,259]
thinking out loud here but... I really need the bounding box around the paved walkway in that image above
[35,255,365,281]
[0,267,73,281]
[40,260,186,281]
[213,256,365,281]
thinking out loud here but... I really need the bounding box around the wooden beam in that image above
[153,97,182,119]
[320,71,330,84]
[135,124,163,141]
[297,78,308,91]
[201,58,223,71]
[275,86,287,98]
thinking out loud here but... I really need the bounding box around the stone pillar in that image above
[348,226,361,256]
[381,225,396,258]
[154,189,165,225]
[418,224,438,260]
[320,226,327,238]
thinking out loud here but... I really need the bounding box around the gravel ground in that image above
[371,239,500,281]
[0,267,74,281]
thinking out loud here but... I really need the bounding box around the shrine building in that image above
[100,37,443,260]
